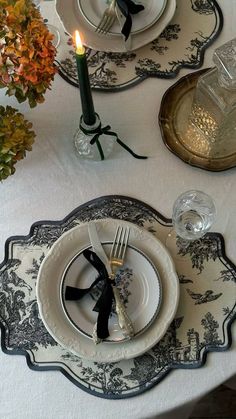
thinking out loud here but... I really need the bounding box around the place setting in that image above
[36,218,178,362]
[55,0,223,91]
[78,0,168,38]
[0,195,235,398]
[57,0,175,53]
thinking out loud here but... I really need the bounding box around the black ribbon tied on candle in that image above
[65,249,114,340]
[117,0,145,40]
[80,116,147,161]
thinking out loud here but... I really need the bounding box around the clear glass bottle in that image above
[189,38,236,158]
[74,114,114,161]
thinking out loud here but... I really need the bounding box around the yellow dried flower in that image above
[0,105,36,180]
[0,0,57,107]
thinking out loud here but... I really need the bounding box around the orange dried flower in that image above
[0,0,57,107]
[0,105,36,180]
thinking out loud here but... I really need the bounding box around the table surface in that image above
[0,1,235,418]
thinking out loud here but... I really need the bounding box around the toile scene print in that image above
[0,196,235,399]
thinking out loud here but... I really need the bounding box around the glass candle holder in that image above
[74,114,114,161]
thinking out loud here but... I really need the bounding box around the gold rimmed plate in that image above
[159,68,236,172]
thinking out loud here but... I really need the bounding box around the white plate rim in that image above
[55,0,177,53]
[36,218,179,362]
[60,242,162,343]
[77,0,168,36]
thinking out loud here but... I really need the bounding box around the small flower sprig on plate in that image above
[0,0,57,108]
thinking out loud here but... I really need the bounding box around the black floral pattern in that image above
[159,24,181,42]
[191,0,214,14]
[176,234,219,273]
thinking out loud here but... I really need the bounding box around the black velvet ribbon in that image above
[116,0,145,40]
[65,249,114,340]
[80,117,148,161]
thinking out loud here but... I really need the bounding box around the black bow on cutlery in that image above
[117,0,145,40]
[65,249,114,340]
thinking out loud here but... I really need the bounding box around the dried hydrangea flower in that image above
[0,0,57,107]
[0,105,36,180]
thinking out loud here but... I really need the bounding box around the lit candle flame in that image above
[75,30,85,55]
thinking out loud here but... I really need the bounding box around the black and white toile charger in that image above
[0,196,235,399]
[56,0,223,91]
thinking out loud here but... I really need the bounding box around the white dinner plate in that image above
[60,242,162,343]
[55,0,176,52]
[36,219,179,362]
[78,0,167,36]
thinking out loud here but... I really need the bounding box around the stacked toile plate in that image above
[55,0,177,52]
[36,218,179,362]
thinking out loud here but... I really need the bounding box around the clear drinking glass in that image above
[172,190,216,240]
[166,190,216,258]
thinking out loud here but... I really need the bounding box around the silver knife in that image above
[88,222,134,340]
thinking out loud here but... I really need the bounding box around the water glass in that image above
[172,190,216,241]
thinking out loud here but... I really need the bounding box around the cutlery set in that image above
[95,0,144,47]
[88,222,134,343]
[95,0,133,50]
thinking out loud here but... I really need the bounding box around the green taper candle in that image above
[75,31,96,126]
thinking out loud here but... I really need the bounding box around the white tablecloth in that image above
[0,1,235,418]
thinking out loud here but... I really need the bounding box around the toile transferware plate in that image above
[78,0,167,36]
[158,68,236,172]
[36,218,179,362]
[60,240,162,343]
[56,0,176,52]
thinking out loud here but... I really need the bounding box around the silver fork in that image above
[95,0,117,35]
[109,225,134,339]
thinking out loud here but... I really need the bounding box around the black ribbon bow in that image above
[80,116,147,161]
[65,249,114,340]
[117,0,145,40]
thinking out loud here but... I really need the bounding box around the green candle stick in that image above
[75,31,96,126]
